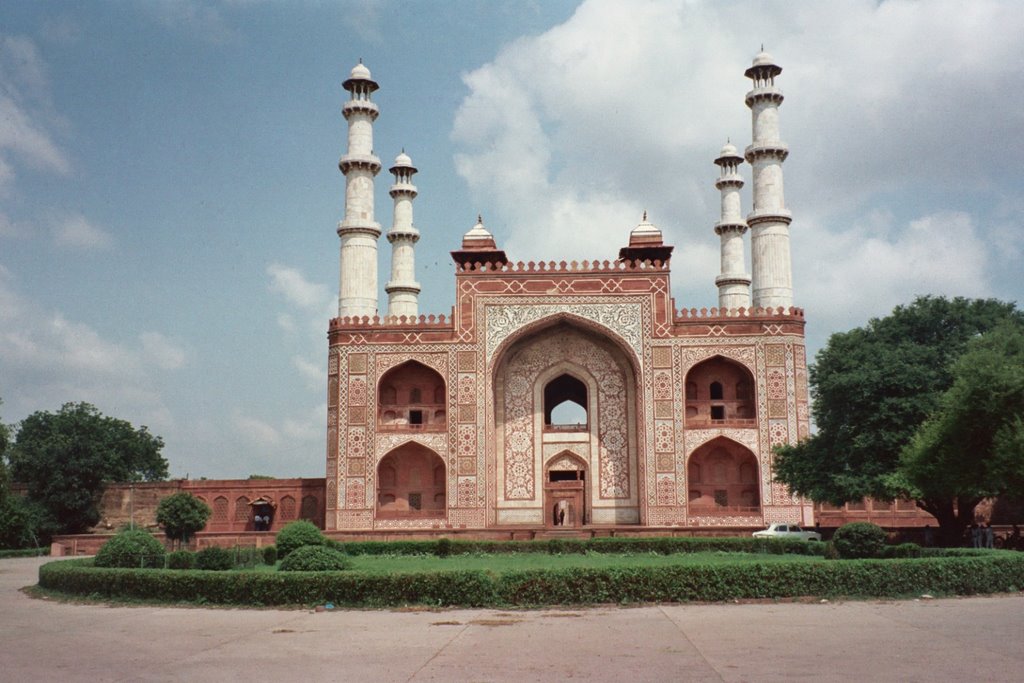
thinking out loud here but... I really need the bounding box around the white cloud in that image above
[232,412,282,447]
[40,15,84,46]
[796,211,992,340]
[151,0,243,45]
[51,213,113,249]
[267,263,332,312]
[450,0,1023,341]
[0,272,182,433]
[0,35,70,192]
[292,355,323,390]
[0,211,28,238]
[140,331,187,370]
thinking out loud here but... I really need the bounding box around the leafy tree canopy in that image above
[775,296,1024,507]
[894,322,1024,525]
[9,402,168,534]
[155,492,211,548]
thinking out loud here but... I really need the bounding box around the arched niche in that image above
[375,442,446,519]
[544,373,588,430]
[492,318,641,523]
[377,360,447,431]
[686,437,760,515]
[685,356,757,427]
[544,451,588,527]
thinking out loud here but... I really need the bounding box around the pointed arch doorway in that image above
[544,452,588,528]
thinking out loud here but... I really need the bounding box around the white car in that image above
[752,523,822,542]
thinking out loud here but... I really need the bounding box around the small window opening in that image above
[710,405,725,420]
[408,493,422,510]
[544,374,588,426]
[409,410,423,425]
[549,470,580,482]
[550,400,587,426]
[709,382,724,400]
[714,490,728,507]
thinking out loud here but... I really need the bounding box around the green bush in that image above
[155,493,211,549]
[93,529,166,569]
[38,552,1024,608]
[275,521,326,559]
[832,523,887,559]
[435,538,452,558]
[883,542,923,559]
[262,545,278,565]
[232,546,263,569]
[278,545,352,572]
[331,536,827,557]
[0,547,50,559]
[195,546,233,571]
[167,550,195,569]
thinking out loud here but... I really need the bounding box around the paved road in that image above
[2,556,1022,682]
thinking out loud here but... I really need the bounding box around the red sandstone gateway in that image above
[324,53,814,536]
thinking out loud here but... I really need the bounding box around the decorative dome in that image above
[719,141,739,157]
[464,214,493,241]
[350,62,372,80]
[752,50,775,67]
[393,151,413,167]
[627,211,663,246]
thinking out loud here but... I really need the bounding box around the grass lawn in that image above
[342,551,825,575]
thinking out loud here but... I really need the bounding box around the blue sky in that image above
[1,1,1021,479]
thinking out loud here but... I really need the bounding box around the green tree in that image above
[895,322,1024,540]
[9,402,168,534]
[0,399,50,549]
[774,297,1024,539]
[155,492,212,549]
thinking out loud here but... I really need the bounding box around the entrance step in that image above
[533,529,592,540]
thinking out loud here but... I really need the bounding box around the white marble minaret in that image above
[714,141,751,310]
[337,61,382,318]
[385,151,420,318]
[744,50,793,309]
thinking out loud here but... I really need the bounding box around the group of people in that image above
[968,522,997,549]
[966,522,1021,550]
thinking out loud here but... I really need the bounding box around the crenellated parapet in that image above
[456,258,671,275]
[329,312,453,330]
[674,305,804,320]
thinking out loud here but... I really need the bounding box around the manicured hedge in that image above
[336,536,827,557]
[38,553,1024,608]
[0,548,50,559]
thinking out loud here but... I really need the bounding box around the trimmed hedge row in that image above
[0,548,50,559]
[38,554,1024,608]
[336,536,827,557]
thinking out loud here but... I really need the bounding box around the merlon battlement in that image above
[456,258,671,274]
[674,306,804,320]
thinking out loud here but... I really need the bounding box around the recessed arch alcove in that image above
[491,317,642,526]
[377,360,447,431]
[686,437,760,515]
[684,356,756,427]
[375,442,446,519]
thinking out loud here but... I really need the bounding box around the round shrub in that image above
[278,544,352,572]
[195,546,234,571]
[94,529,166,569]
[832,522,887,559]
[275,520,326,559]
[262,545,278,565]
[436,538,453,558]
[167,550,196,569]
